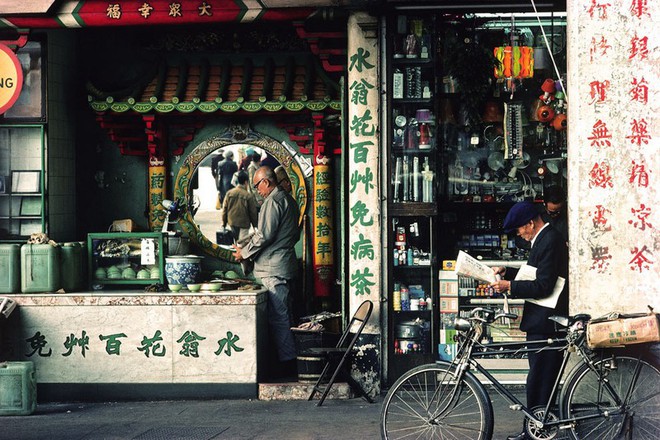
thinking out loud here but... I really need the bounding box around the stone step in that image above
[259,381,353,401]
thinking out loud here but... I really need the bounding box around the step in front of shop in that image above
[259,382,353,401]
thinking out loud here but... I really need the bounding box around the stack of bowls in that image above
[106,266,121,279]
[150,266,161,280]
[94,267,107,279]
[122,267,137,279]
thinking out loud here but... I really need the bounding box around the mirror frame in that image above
[173,125,308,260]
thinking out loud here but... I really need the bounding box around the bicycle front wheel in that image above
[561,355,660,439]
[380,362,493,440]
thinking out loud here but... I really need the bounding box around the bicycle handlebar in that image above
[469,307,518,323]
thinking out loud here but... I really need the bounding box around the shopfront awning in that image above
[87,53,341,115]
[88,53,341,156]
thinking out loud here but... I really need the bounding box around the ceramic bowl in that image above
[186,283,202,292]
[202,283,222,292]
[169,284,183,292]
[165,256,202,284]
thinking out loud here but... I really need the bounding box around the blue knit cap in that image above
[503,201,540,232]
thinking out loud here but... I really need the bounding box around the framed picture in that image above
[20,220,42,236]
[0,175,6,194]
[11,170,41,193]
[20,197,41,216]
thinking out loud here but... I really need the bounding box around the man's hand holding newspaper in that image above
[454,251,497,284]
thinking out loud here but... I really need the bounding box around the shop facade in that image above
[1,0,658,400]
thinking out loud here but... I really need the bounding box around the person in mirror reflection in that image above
[239,147,255,170]
[247,152,264,206]
[232,166,301,378]
[489,201,568,440]
[542,185,568,246]
[221,171,258,244]
[274,165,292,194]
[216,150,238,206]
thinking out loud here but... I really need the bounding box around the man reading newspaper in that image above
[489,201,568,440]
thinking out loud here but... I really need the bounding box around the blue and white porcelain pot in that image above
[165,255,202,285]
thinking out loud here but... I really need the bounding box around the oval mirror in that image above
[173,126,308,260]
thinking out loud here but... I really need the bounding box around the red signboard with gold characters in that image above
[312,157,333,297]
[2,1,314,28]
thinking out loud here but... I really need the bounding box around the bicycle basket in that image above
[587,312,660,349]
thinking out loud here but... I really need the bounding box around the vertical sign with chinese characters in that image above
[347,13,380,327]
[148,156,167,231]
[568,1,659,314]
[312,159,333,297]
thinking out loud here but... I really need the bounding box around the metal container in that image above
[0,361,37,416]
[60,242,84,292]
[21,244,61,293]
[395,321,422,339]
[0,244,20,293]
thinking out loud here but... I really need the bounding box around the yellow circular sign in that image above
[0,44,24,115]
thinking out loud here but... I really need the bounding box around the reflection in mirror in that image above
[191,144,283,245]
[173,127,308,261]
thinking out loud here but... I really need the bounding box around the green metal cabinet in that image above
[87,232,165,289]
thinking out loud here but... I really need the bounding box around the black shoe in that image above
[506,432,528,440]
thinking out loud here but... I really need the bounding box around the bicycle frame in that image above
[449,329,636,431]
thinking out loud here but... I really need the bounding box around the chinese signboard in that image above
[568,0,659,314]
[347,13,380,330]
[7,302,263,384]
[0,44,23,115]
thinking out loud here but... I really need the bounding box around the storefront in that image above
[0,1,349,400]
[1,0,658,399]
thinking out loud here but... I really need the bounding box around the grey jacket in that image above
[241,186,300,279]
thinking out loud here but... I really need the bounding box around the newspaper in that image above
[455,251,497,284]
[514,264,565,309]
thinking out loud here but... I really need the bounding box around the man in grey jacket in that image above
[232,166,300,378]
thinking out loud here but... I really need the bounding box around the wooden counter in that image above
[1,289,268,401]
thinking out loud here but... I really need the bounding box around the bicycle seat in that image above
[572,313,591,323]
[549,314,592,328]
[549,315,570,327]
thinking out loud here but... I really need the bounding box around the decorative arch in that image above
[173,124,308,260]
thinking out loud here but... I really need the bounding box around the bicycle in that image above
[380,307,660,439]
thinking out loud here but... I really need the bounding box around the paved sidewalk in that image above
[0,388,531,440]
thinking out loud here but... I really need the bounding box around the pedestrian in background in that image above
[542,185,568,245]
[222,171,258,244]
[274,165,292,194]
[216,150,237,206]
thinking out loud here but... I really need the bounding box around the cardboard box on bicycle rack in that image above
[587,313,660,349]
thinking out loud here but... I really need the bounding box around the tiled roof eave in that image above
[88,98,342,114]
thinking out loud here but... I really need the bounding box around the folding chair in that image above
[307,300,375,406]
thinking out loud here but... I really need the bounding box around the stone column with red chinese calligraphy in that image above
[567,0,659,315]
[346,12,380,395]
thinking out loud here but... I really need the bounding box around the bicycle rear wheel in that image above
[561,355,660,439]
[380,362,493,439]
